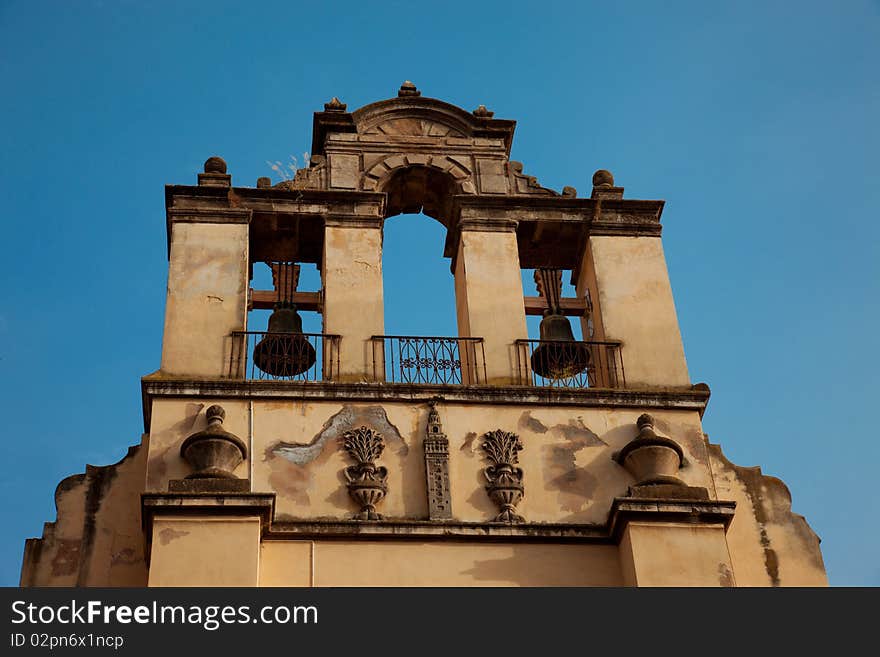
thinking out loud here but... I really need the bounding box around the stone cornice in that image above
[607,497,737,542]
[141,492,275,565]
[139,492,735,546]
[140,376,710,433]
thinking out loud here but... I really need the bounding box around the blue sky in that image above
[0,1,877,586]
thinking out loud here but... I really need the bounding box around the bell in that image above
[253,301,316,377]
[530,313,591,380]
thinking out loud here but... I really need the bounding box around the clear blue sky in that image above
[1,1,877,586]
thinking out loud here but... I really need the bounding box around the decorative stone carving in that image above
[481,430,525,523]
[398,80,421,97]
[179,405,247,480]
[324,97,347,112]
[342,426,388,520]
[592,169,614,187]
[198,155,231,187]
[473,104,494,118]
[615,414,685,487]
[424,402,452,520]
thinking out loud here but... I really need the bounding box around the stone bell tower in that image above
[21,82,827,587]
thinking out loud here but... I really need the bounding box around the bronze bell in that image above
[530,268,590,380]
[252,301,316,377]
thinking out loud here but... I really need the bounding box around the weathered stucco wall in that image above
[145,399,714,523]
[322,224,385,382]
[453,229,528,384]
[261,540,622,587]
[160,221,249,377]
[21,438,148,587]
[148,517,261,587]
[707,442,827,586]
[588,236,690,388]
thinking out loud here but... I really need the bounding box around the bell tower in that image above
[21,82,827,588]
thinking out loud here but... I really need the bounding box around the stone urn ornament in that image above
[179,405,247,480]
[615,414,684,486]
[481,429,525,523]
[342,426,388,521]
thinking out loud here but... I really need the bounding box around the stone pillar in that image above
[143,493,273,587]
[322,219,385,382]
[610,498,737,587]
[453,221,527,385]
[579,235,690,388]
[160,209,250,377]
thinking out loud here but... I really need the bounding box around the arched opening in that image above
[382,166,458,227]
[378,166,471,384]
[382,212,456,337]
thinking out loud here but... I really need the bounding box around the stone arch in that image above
[362,157,476,227]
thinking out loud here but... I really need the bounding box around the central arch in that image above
[379,165,461,227]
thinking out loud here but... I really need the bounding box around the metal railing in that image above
[371,336,487,385]
[515,339,625,389]
[230,331,340,381]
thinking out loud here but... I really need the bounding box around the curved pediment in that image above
[362,116,467,139]
[312,82,517,156]
[354,99,475,139]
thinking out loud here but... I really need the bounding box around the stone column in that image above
[577,235,690,387]
[161,160,250,377]
[610,498,737,587]
[322,218,385,382]
[143,493,273,587]
[453,220,527,385]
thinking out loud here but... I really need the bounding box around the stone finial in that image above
[473,104,494,118]
[636,413,654,432]
[199,156,231,187]
[614,414,685,488]
[562,186,577,198]
[324,97,347,112]
[256,176,272,188]
[206,404,226,424]
[177,404,248,486]
[398,80,421,97]
[592,169,614,187]
[204,156,227,174]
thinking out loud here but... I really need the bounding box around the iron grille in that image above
[515,339,625,389]
[230,331,340,381]
[371,336,487,385]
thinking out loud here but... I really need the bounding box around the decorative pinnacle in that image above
[206,405,226,425]
[592,169,614,187]
[324,97,347,112]
[398,80,421,97]
[473,104,494,118]
[204,156,227,174]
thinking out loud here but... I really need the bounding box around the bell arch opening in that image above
[380,165,460,227]
[381,212,456,337]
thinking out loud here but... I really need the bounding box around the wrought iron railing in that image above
[515,339,625,389]
[371,336,487,385]
[230,331,340,381]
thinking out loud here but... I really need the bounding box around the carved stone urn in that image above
[481,430,525,523]
[179,405,247,479]
[342,426,388,521]
[615,414,684,486]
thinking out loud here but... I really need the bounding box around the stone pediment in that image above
[362,116,466,139]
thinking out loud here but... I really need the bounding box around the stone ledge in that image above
[265,519,608,543]
[607,497,737,543]
[140,377,711,432]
